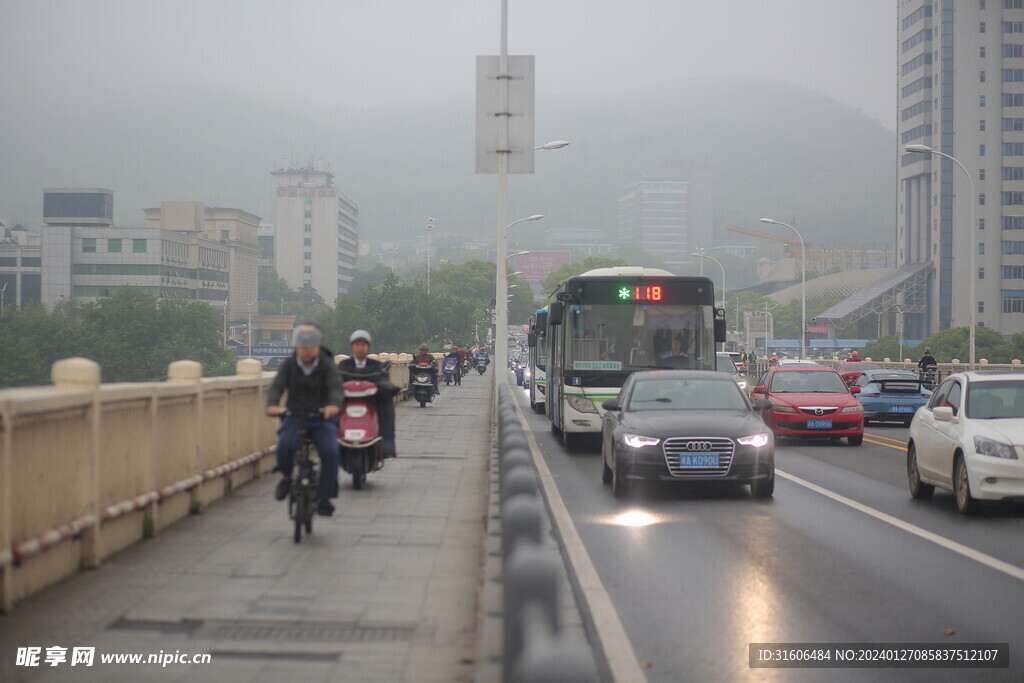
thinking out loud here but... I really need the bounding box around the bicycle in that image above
[280,410,322,544]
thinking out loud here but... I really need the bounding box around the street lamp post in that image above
[426,218,434,295]
[894,304,905,364]
[691,251,726,307]
[760,218,807,360]
[0,282,6,313]
[247,299,257,358]
[222,295,229,347]
[905,143,976,371]
[497,214,544,380]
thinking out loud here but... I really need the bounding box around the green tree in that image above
[347,263,392,296]
[75,288,235,382]
[862,335,902,362]
[918,326,1015,364]
[257,268,298,315]
[540,256,628,293]
[0,303,78,388]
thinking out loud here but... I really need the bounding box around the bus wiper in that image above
[633,397,672,403]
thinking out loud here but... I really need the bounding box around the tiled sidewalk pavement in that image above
[0,372,493,683]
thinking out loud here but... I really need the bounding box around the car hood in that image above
[970,418,1024,445]
[769,392,858,407]
[619,410,768,438]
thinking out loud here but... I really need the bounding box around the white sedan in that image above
[907,372,1024,514]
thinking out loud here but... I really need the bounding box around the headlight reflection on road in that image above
[608,510,661,527]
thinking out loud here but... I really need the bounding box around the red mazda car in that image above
[751,366,864,446]
[834,361,880,387]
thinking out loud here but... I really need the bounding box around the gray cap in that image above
[291,324,324,348]
[350,329,372,344]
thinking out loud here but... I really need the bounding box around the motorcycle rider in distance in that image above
[265,323,342,516]
[849,350,863,362]
[412,343,440,395]
[917,347,937,372]
[337,329,399,458]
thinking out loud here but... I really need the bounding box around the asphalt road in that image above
[507,374,1024,682]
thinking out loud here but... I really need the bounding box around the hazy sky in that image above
[4,0,896,127]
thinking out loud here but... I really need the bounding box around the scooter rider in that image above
[338,329,399,458]
[412,343,440,395]
[917,347,937,372]
[265,323,342,516]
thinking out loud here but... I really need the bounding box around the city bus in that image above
[545,267,726,447]
[526,307,548,413]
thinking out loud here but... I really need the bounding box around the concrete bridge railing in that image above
[0,352,419,612]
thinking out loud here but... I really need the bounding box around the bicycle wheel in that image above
[293,489,304,543]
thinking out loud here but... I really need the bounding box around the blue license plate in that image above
[677,454,719,468]
[891,405,914,413]
[806,419,833,429]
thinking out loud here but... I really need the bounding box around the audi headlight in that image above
[771,405,797,413]
[566,395,598,414]
[974,436,1019,460]
[623,433,661,448]
[737,432,770,448]
[840,405,863,413]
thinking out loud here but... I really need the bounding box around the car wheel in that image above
[848,434,863,446]
[602,456,613,485]
[907,443,934,500]
[954,455,979,515]
[750,461,775,499]
[611,464,630,499]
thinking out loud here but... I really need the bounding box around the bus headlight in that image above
[566,395,598,414]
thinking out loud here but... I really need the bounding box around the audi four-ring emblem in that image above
[684,441,714,451]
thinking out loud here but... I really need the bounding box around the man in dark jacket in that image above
[265,323,343,516]
[338,329,399,458]
[412,343,440,395]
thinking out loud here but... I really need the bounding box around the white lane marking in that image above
[777,469,1024,583]
[510,394,647,683]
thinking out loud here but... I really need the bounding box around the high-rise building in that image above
[897,1,1024,337]
[144,201,260,320]
[617,176,711,269]
[271,156,358,300]
[0,224,42,308]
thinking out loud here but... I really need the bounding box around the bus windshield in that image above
[567,303,715,371]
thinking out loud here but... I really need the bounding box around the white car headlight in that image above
[974,436,1019,460]
[840,405,863,413]
[623,433,661,448]
[737,432,770,448]
[566,395,598,414]
[736,380,748,391]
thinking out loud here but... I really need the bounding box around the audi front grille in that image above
[662,437,735,477]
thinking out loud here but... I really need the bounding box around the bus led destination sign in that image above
[618,285,663,302]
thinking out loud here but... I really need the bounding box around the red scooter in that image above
[337,378,384,490]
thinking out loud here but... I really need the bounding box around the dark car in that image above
[600,371,775,499]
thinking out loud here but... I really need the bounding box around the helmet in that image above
[419,344,429,352]
[291,323,323,348]
[349,329,372,345]
[924,347,931,354]
[851,351,859,358]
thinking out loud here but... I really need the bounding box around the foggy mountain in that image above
[0,77,895,251]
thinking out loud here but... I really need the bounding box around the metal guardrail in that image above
[496,384,595,683]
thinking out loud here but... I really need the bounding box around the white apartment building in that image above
[897,0,1024,337]
[144,201,260,321]
[41,189,230,310]
[271,156,359,301]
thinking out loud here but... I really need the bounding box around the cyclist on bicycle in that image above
[265,323,343,516]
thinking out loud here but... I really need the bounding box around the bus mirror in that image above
[714,318,727,343]
[527,332,537,347]
[548,301,564,326]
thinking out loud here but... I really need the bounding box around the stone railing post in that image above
[51,358,103,568]
[168,361,203,513]
[236,359,266,453]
